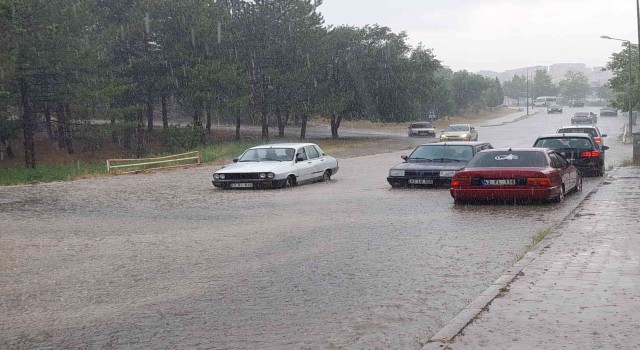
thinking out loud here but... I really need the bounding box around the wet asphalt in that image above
[0,107,632,349]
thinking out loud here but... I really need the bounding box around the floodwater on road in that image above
[0,107,632,349]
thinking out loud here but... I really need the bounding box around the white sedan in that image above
[212,143,339,189]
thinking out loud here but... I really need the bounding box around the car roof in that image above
[419,141,488,146]
[573,112,592,116]
[557,125,600,130]
[250,143,318,149]
[480,147,546,153]
[536,133,593,139]
[446,123,471,127]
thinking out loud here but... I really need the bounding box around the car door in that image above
[549,152,575,190]
[304,145,324,180]
[295,147,315,182]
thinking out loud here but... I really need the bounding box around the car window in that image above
[466,151,548,168]
[409,145,475,161]
[305,145,320,159]
[296,147,308,161]
[548,153,562,168]
[554,153,569,168]
[444,125,470,132]
[558,128,598,137]
[410,122,432,128]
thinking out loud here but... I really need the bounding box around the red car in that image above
[450,148,582,204]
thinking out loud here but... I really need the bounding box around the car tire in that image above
[283,175,296,188]
[322,170,331,182]
[552,185,565,203]
[453,198,467,205]
[598,167,605,177]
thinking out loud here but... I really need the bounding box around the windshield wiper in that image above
[409,157,433,162]
[434,158,461,162]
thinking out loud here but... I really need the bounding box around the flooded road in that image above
[0,108,632,349]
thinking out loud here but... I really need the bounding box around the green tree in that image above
[502,74,526,106]
[531,69,557,98]
[605,43,639,112]
[558,71,590,100]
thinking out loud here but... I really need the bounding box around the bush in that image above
[161,124,206,152]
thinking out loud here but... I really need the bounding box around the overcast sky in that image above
[318,0,638,73]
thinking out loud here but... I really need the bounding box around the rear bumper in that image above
[450,186,561,201]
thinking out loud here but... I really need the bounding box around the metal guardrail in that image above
[106,151,201,174]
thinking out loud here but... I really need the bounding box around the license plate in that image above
[230,183,253,188]
[481,179,515,186]
[409,179,434,184]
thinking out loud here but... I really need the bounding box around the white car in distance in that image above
[212,143,339,189]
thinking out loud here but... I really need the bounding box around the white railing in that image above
[106,151,201,174]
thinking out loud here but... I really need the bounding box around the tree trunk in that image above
[44,103,54,139]
[206,108,212,133]
[135,109,144,157]
[4,140,14,158]
[56,104,65,149]
[123,113,133,149]
[111,115,118,143]
[261,109,269,141]
[193,109,201,126]
[235,115,241,141]
[63,103,74,155]
[330,113,342,139]
[161,94,168,129]
[20,78,36,168]
[146,90,154,132]
[299,114,308,140]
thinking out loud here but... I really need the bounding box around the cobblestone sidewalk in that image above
[424,166,640,350]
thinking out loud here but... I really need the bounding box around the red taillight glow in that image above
[451,180,460,187]
[594,137,602,144]
[527,177,551,187]
[581,151,600,157]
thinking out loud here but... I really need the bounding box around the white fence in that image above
[106,151,201,174]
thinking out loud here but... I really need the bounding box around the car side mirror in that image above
[602,146,610,151]
[296,155,304,162]
[602,134,608,137]
[401,155,408,160]
[233,158,239,163]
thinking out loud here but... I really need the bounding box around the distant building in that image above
[478,63,612,85]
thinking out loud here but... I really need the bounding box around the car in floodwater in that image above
[439,124,478,141]
[571,112,597,124]
[450,148,581,204]
[546,104,563,113]
[407,121,436,137]
[556,125,607,149]
[387,142,493,187]
[533,133,608,177]
[212,143,339,189]
[599,106,618,116]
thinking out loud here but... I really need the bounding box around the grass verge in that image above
[513,227,553,263]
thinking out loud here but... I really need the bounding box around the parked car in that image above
[212,143,339,189]
[408,122,436,137]
[571,112,597,124]
[533,133,608,176]
[387,142,493,187]
[556,125,607,149]
[439,124,478,142]
[569,100,585,107]
[450,148,581,203]
[599,106,618,116]
[546,104,563,113]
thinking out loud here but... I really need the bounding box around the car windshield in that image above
[238,148,295,162]
[534,138,593,149]
[408,145,474,161]
[410,122,432,128]
[444,125,470,132]
[558,128,598,137]
[466,151,548,168]
[574,113,590,117]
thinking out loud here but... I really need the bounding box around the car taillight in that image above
[594,137,602,144]
[451,176,469,187]
[527,177,551,187]
[581,151,600,157]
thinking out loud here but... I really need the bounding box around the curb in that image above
[420,176,607,350]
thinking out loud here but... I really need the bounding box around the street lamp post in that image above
[525,66,542,115]
[601,35,633,136]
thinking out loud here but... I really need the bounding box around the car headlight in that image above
[439,170,456,178]
[267,172,275,179]
[219,173,225,179]
[213,173,219,179]
[461,134,468,138]
[259,173,267,179]
[389,169,405,177]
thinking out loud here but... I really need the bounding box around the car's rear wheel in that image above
[552,185,565,203]
[322,170,331,182]
[283,175,296,188]
[574,174,583,193]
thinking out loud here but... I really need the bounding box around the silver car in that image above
[212,143,339,189]
[439,124,478,141]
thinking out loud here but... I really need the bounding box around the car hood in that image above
[441,131,469,136]
[391,161,467,171]
[216,161,290,173]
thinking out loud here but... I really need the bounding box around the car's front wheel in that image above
[321,170,331,182]
[283,175,296,188]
